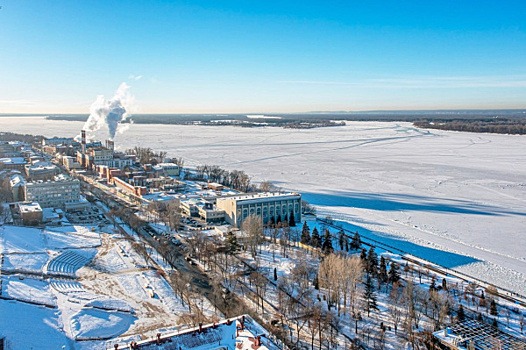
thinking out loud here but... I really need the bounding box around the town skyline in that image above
[1,0,525,113]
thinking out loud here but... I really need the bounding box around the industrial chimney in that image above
[81,130,86,153]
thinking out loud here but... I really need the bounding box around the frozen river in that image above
[1,116,525,294]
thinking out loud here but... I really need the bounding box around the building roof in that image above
[27,162,58,172]
[111,315,278,350]
[9,174,25,187]
[26,174,78,186]
[434,320,526,350]
[217,192,301,204]
[0,157,27,165]
[18,202,42,213]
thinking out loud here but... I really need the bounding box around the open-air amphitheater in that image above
[45,249,96,277]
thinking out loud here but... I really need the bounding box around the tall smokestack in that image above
[81,130,86,153]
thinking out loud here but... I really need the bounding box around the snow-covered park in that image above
[1,117,523,294]
[0,222,218,349]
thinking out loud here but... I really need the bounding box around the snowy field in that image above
[1,117,525,295]
[0,223,218,349]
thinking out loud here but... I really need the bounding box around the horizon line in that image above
[1,108,526,116]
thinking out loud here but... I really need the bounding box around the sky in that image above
[0,0,525,114]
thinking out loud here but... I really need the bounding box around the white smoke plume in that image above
[82,83,134,140]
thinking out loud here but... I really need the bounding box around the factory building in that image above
[76,130,134,170]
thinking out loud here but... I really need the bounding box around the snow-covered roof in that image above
[113,315,277,350]
[0,157,27,165]
[9,174,25,187]
[18,202,42,213]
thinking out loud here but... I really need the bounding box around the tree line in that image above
[414,119,526,135]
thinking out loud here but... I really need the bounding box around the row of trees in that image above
[300,222,362,255]
[124,146,185,167]
[414,119,526,135]
[146,199,181,231]
[193,164,253,192]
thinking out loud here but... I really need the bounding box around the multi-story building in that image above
[25,162,59,181]
[61,155,81,170]
[76,137,133,170]
[24,174,81,209]
[153,163,180,177]
[17,202,43,226]
[216,192,301,227]
[9,174,26,202]
[0,157,28,172]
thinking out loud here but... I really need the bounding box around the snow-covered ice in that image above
[3,118,524,293]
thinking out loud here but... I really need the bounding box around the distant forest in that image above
[40,109,526,134]
[414,119,526,135]
[0,131,44,144]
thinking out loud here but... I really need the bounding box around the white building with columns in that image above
[216,192,301,227]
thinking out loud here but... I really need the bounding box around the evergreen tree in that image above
[321,229,334,254]
[363,274,379,316]
[388,261,400,283]
[338,229,345,251]
[311,227,321,248]
[300,221,311,245]
[490,299,498,316]
[225,231,240,255]
[378,256,388,283]
[350,231,361,250]
[360,248,367,261]
[289,211,296,227]
[457,304,465,321]
[366,246,378,276]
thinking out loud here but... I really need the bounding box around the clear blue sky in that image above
[1,0,525,113]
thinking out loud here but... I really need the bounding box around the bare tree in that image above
[242,214,263,259]
[259,180,276,192]
[388,282,403,335]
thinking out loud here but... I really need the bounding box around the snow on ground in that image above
[0,299,71,350]
[5,118,525,294]
[2,252,49,273]
[45,226,102,249]
[0,225,46,253]
[1,275,56,307]
[0,221,221,348]
[70,308,136,340]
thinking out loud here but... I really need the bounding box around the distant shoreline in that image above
[45,111,526,134]
[2,110,526,134]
